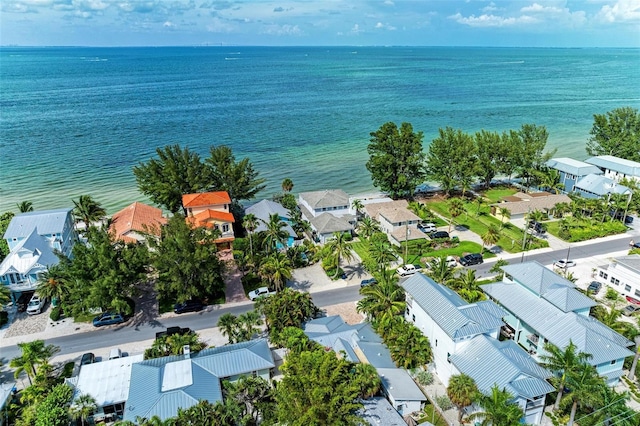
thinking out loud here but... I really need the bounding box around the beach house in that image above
[595,254,640,304]
[545,158,603,193]
[0,208,76,295]
[489,191,571,220]
[572,174,632,200]
[585,155,640,183]
[402,273,554,425]
[298,190,354,244]
[481,262,633,386]
[109,202,167,244]
[363,199,425,246]
[245,199,297,248]
[182,191,235,250]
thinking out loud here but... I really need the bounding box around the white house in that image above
[481,262,634,386]
[586,155,640,183]
[363,200,426,246]
[402,273,554,425]
[298,189,351,218]
[596,255,640,304]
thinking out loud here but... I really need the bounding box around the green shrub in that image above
[435,395,453,411]
[416,370,434,386]
[50,306,61,322]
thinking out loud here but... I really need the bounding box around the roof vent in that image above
[183,345,191,359]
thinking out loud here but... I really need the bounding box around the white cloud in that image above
[449,12,537,27]
[375,21,396,30]
[350,23,362,33]
[206,16,235,32]
[384,0,394,5]
[262,23,302,36]
[597,0,640,22]
[482,2,502,13]
[163,20,174,27]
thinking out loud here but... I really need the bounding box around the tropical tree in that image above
[72,194,106,228]
[145,332,207,359]
[626,324,640,380]
[353,363,381,399]
[367,239,396,274]
[481,225,500,252]
[326,232,354,278]
[427,257,454,285]
[385,320,432,369]
[539,340,593,411]
[242,213,259,259]
[0,284,11,305]
[499,207,511,229]
[564,362,606,426]
[254,288,319,343]
[366,121,426,199]
[540,168,565,194]
[447,373,479,423]
[261,213,288,253]
[16,200,33,213]
[70,393,97,426]
[357,216,380,240]
[133,144,212,214]
[259,252,293,291]
[581,386,638,426]
[448,198,465,233]
[0,211,15,261]
[489,259,509,281]
[468,385,523,426]
[237,310,263,341]
[281,178,294,193]
[426,127,477,196]
[513,123,552,190]
[218,313,241,344]
[586,107,640,161]
[10,340,60,385]
[36,264,69,305]
[357,281,405,323]
[351,198,363,219]
[453,269,485,303]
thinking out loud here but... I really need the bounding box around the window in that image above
[635,290,640,297]
[435,339,438,347]
[614,278,620,285]
[625,284,632,292]
[222,224,229,233]
[412,314,415,322]
[406,308,410,316]
[611,360,617,365]
[599,271,608,279]
[447,352,451,363]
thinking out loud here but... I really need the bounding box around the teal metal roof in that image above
[546,158,603,177]
[4,208,72,239]
[575,174,632,196]
[586,155,640,177]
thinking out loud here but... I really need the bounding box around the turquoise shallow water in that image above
[1,46,639,213]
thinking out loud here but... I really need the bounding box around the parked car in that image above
[623,304,640,316]
[80,353,95,366]
[26,294,46,315]
[554,259,576,269]
[445,256,458,268]
[460,253,484,267]
[587,281,602,294]
[360,278,378,287]
[430,231,450,240]
[418,222,437,233]
[108,348,122,360]
[15,291,35,313]
[397,264,418,277]
[173,299,205,314]
[155,326,192,340]
[92,312,125,327]
[248,287,276,301]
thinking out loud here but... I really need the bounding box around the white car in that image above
[248,287,276,301]
[554,259,576,269]
[445,256,458,268]
[26,294,46,315]
[397,264,418,277]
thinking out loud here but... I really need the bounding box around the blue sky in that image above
[2,0,639,47]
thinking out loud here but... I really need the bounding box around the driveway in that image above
[289,251,369,293]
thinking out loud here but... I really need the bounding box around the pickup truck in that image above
[248,287,276,301]
[155,326,192,340]
[396,264,419,277]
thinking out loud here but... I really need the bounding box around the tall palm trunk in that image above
[568,400,578,426]
[554,376,565,410]
[628,337,640,379]
[333,255,341,279]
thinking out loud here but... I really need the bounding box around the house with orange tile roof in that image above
[109,202,168,244]
[182,191,235,250]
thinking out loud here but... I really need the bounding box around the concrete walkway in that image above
[219,250,249,303]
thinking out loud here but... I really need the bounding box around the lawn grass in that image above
[403,241,486,265]
[545,217,627,242]
[426,199,548,253]
[418,404,449,426]
[483,187,518,203]
[351,240,370,261]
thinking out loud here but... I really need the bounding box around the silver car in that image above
[26,294,46,315]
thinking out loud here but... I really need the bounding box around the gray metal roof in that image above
[245,200,296,237]
[4,208,72,239]
[124,339,274,422]
[402,274,503,340]
[0,230,60,277]
[449,335,554,400]
[610,255,640,274]
[299,189,350,209]
[358,397,408,426]
[501,262,595,312]
[546,158,603,177]
[377,368,426,402]
[481,281,633,365]
[575,174,632,196]
[309,212,353,235]
[586,155,640,177]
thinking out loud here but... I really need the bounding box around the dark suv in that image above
[174,299,205,314]
[460,253,483,266]
[430,231,450,240]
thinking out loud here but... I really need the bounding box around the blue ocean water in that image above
[1,46,639,214]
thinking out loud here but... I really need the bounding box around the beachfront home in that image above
[124,340,274,422]
[545,158,603,193]
[0,208,77,295]
[299,189,352,218]
[402,273,554,425]
[245,199,297,248]
[363,200,425,246]
[481,261,634,386]
[182,191,235,250]
[595,254,640,304]
[573,174,632,200]
[303,316,426,416]
[109,202,167,244]
[586,155,640,183]
[489,191,571,220]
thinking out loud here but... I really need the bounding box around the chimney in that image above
[183,345,191,359]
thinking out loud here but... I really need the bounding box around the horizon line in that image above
[2,44,639,49]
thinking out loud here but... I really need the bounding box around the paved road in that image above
[0,285,362,362]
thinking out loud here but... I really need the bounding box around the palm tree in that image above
[16,200,34,213]
[237,310,263,341]
[281,178,294,193]
[353,363,381,399]
[218,313,240,344]
[73,194,107,228]
[447,373,479,423]
[427,257,454,286]
[259,252,293,291]
[70,393,97,426]
[498,207,511,229]
[351,198,364,219]
[357,281,405,323]
[242,213,259,258]
[626,324,640,379]
[10,340,60,385]
[468,385,523,426]
[36,264,68,305]
[448,198,465,233]
[368,240,397,274]
[261,213,288,253]
[587,386,637,426]
[454,269,485,303]
[357,216,380,239]
[326,232,354,279]
[564,362,605,426]
[474,196,485,217]
[481,225,500,253]
[541,169,565,194]
[539,340,593,411]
